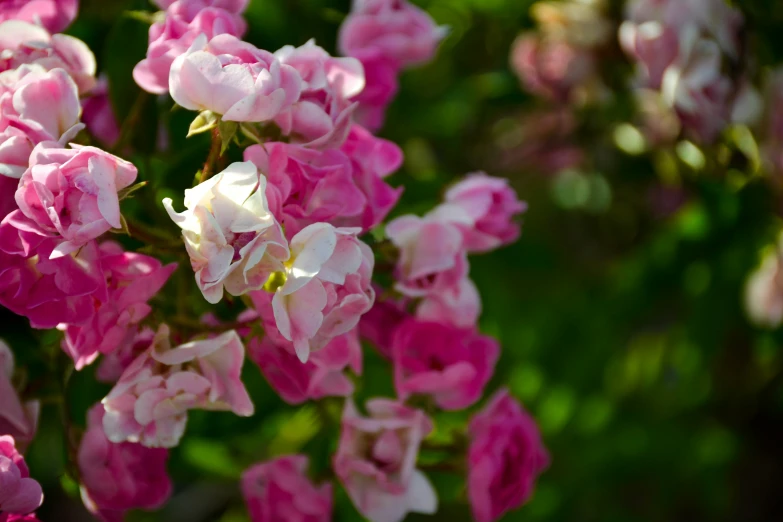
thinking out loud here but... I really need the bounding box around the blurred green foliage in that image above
[2,0,783,521]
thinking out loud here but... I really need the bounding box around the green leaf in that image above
[218,120,239,154]
[187,110,219,137]
[118,181,148,200]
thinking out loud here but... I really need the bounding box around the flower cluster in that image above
[0,2,549,522]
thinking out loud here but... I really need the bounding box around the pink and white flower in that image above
[273,40,365,149]
[102,325,254,448]
[333,399,437,522]
[242,455,332,522]
[169,34,302,122]
[0,436,43,520]
[0,0,79,33]
[164,161,287,304]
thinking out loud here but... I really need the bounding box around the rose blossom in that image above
[243,142,366,238]
[0,341,39,451]
[152,0,247,11]
[0,20,96,93]
[273,40,365,149]
[468,389,549,522]
[0,229,106,329]
[169,34,302,122]
[163,161,288,304]
[96,328,155,384]
[102,325,254,448]
[338,0,446,68]
[7,143,137,258]
[386,212,469,298]
[78,404,172,522]
[0,0,78,33]
[333,399,437,522]
[415,276,480,328]
[392,319,498,410]
[0,436,43,520]
[348,49,399,131]
[0,65,83,178]
[60,241,177,370]
[134,3,247,95]
[439,172,527,253]
[252,223,375,363]
[242,455,332,522]
[249,330,361,404]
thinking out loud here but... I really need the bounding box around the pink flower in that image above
[392,319,498,410]
[82,77,120,147]
[339,124,402,231]
[8,143,136,257]
[169,34,302,122]
[163,161,288,304]
[78,404,172,522]
[338,0,446,68]
[386,213,468,298]
[60,241,177,370]
[0,65,83,178]
[243,142,365,239]
[359,294,410,359]
[468,390,549,522]
[0,341,39,451]
[241,455,332,522]
[253,223,375,363]
[415,276,480,328]
[440,172,527,253]
[102,325,254,448]
[333,399,437,522]
[0,436,43,519]
[0,20,96,93]
[273,40,365,149]
[347,49,399,131]
[0,230,106,329]
[248,330,361,404]
[134,3,247,95]
[510,33,595,103]
[0,0,78,33]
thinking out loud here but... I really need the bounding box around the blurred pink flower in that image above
[152,0,247,12]
[249,330,361,404]
[169,34,302,122]
[81,77,120,148]
[163,161,288,304]
[0,0,78,33]
[0,436,43,520]
[78,404,172,521]
[273,40,365,149]
[467,390,549,522]
[510,33,595,103]
[745,237,783,328]
[415,276,481,328]
[0,20,96,93]
[134,3,247,95]
[60,241,177,370]
[392,319,499,410]
[0,65,83,178]
[265,224,374,362]
[0,341,39,451]
[102,325,254,448]
[349,49,400,131]
[333,399,437,522]
[338,0,446,68]
[242,455,332,522]
[9,143,136,258]
[439,172,527,253]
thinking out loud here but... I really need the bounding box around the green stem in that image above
[199,128,222,184]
